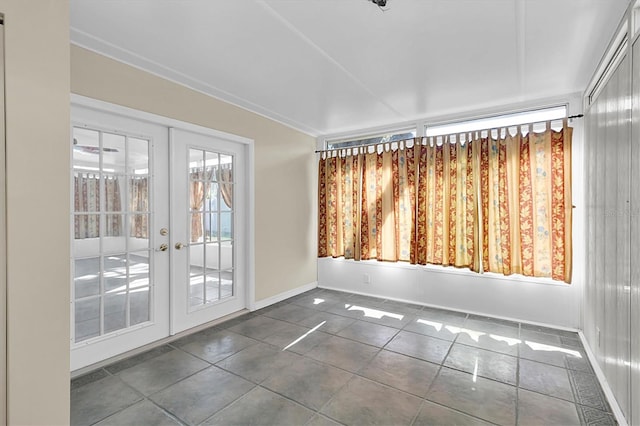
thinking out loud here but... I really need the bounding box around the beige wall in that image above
[1,1,71,424]
[71,46,317,302]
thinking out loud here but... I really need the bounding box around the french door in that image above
[170,128,246,333]
[70,104,247,371]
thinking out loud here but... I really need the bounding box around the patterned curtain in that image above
[317,120,573,283]
[218,165,233,210]
[319,143,417,262]
[104,176,122,236]
[190,167,214,243]
[360,145,418,262]
[415,136,478,270]
[74,173,122,238]
[130,177,148,238]
[480,121,572,282]
[317,152,361,259]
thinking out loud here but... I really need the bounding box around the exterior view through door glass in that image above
[72,128,151,340]
[171,128,246,333]
[70,105,170,371]
[188,148,234,307]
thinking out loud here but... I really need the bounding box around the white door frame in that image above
[70,94,255,368]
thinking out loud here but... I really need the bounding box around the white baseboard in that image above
[250,281,318,311]
[578,331,628,426]
[318,284,579,333]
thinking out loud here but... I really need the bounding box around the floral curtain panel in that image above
[218,164,234,210]
[416,137,478,270]
[74,174,122,239]
[190,167,213,243]
[130,176,149,238]
[480,123,572,282]
[317,120,573,283]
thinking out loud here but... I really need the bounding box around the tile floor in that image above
[71,288,617,425]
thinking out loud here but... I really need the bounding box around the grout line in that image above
[197,383,260,425]
[144,398,190,426]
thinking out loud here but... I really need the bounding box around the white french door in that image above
[70,103,249,371]
[170,128,246,333]
[70,106,170,370]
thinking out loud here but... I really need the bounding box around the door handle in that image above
[156,243,168,252]
[175,242,188,250]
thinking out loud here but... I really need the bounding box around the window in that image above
[425,105,566,137]
[326,129,416,150]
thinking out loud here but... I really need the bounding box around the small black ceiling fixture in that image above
[370,0,387,7]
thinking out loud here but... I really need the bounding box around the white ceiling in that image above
[70,0,629,137]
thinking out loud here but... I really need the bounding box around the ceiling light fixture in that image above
[370,0,387,8]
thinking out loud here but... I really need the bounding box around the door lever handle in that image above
[156,243,168,252]
[175,242,188,250]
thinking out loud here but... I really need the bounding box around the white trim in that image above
[318,284,579,333]
[250,281,318,311]
[579,331,629,426]
[584,16,630,106]
[247,143,256,312]
[71,94,253,146]
[168,127,176,336]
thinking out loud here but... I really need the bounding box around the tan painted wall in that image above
[71,46,317,302]
[0,1,71,424]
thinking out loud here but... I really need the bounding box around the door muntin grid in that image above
[72,126,153,343]
[188,148,234,310]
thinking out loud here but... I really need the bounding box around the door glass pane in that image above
[130,214,149,244]
[74,257,100,298]
[102,133,126,174]
[220,212,233,240]
[189,274,204,308]
[75,297,100,342]
[74,174,101,212]
[129,138,149,175]
[74,214,101,257]
[71,126,154,343]
[130,286,150,326]
[221,268,233,298]
[205,212,218,242]
[206,242,220,270]
[221,241,234,272]
[205,271,220,303]
[206,151,218,180]
[104,293,126,334]
[219,154,233,181]
[221,184,233,211]
[104,254,127,293]
[129,252,150,326]
[73,128,100,170]
[105,214,126,253]
[188,148,234,310]
[129,177,149,212]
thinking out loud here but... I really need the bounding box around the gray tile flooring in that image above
[71,288,617,426]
